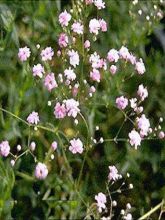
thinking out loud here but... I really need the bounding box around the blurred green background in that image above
[0,0,165,219]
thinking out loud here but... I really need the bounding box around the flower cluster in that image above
[1,2,163,219]
[54,98,80,119]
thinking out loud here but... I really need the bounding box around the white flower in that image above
[89,19,100,35]
[129,130,141,149]
[68,50,80,67]
[64,67,76,81]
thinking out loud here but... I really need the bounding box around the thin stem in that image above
[0,107,29,126]
[138,200,164,220]
[78,112,90,146]
[77,149,88,188]
[106,182,113,219]
[57,132,88,208]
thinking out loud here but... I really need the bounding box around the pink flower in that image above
[110,65,117,75]
[44,73,57,92]
[89,86,96,93]
[71,22,84,35]
[116,96,128,110]
[130,98,137,109]
[84,40,90,49]
[0,141,10,157]
[107,49,119,62]
[35,162,48,180]
[89,52,101,69]
[124,214,133,220]
[137,84,148,101]
[159,131,165,139]
[119,46,130,60]
[128,53,136,65]
[32,64,44,78]
[54,102,66,119]
[18,46,31,61]
[58,33,69,48]
[135,59,146,75]
[51,141,58,150]
[41,47,54,61]
[108,165,120,181]
[59,10,71,27]
[129,130,141,149]
[90,69,101,82]
[99,19,107,32]
[89,19,100,35]
[85,0,93,4]
[95,192,107,213]
[137,114,150,137]
[69,138,84,154]
[68,50,80,67]
[65,98,80,118]
[64,67,76,81]
[27,111,40,125]
[94,0,105,9]
[30,142,36,151]
[72,84,79,97]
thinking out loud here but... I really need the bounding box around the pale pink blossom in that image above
[116,96,128,110]
[69,138,83,154]
[94,0,105,9]
[124,213,132,220]
[110,65,117,75]
[51,141,58,150]
[71,22,84,35]
[107,49,119,62]
[128,53,136,65]
[84,40,90,49]
[32,64,44,78]
[129,130,141,149]
[95,192,107,213]
[135,106,143,114]
[57,50,61,57]
[27,111,40,125]
[18,46,31,61]
[135,59,146,75]
[89,52,101,69]
[119,46,130,60]
[35,162,48,180]
[59,10,71,27]
[64,67,76,81]
[44,73,57,92]
[41,47,54,61]
[0,141,10,157]
[137,114,150,137]
[137,84,148,101]
[159,131,165,139]
[30,142,36,151]
[108,165,120,181]
[58,33,69,48]
[99,19,107,32]
[54,102,66,119]
[90,68,101,82]
[68,50,80,67]
[90,86,96,93]
[130,98,137,109]
[89,19,100,35]
[85,0,93,4]
[72,85,79,97]
[65,98,80,118]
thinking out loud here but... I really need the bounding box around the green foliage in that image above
[0,159,15,219]
[0,0,164,219]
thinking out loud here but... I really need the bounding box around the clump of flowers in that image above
[0,0,164,219]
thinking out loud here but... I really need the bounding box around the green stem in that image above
[0,107,29,126]
[138,200,164,220]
